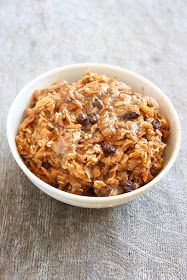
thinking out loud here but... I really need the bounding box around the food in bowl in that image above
[16,70,170,197]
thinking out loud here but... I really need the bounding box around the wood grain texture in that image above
[0,0,187,279]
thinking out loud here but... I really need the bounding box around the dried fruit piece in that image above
[76,113,98,130]
[150,166,160,176]
[42,161,51,169]
[84,187,96,196]
[64,182,71,191]
[150,161,163,175]
[101,142,117,155]
[82,119,92,131]
[152,118,161,129]
[76,113,92,131]
[93,98,104,109]
[162,129,170,142]
[88,113,98,124]
[52,182,59,188]
[123,111,139,120]
[119,180,136,193]
[131,179,137,183]
[76,113,88,124]
[95,185,112,197]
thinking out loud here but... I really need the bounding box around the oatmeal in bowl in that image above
[16,70,170,197]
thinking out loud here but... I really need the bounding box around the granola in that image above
[16,70,170,196]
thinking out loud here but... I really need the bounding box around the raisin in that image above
[88,113,98,124]
[82,119,92,131]
[96,185,112,197]
[84,187,96,196]
[142,135,148,140]
[162,129,170,143]
[42,161,51,169]
[119,180,136,193]
[93,98,104,109]
[64,182,71,191]
[150,165,160,176]
[101,142,117,155]
[152,118,161,129]
[123,111,139,120]
[46,111,51,118]
[131,179,137,183]
[52,182,59,188]
[76,113,88,124]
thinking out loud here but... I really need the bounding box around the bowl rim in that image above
[7,63,181,204]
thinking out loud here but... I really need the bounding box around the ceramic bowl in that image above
[7,64,181,208]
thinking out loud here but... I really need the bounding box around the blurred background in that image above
[0,1,187,279]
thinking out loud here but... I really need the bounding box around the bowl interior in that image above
[7,64,181,207]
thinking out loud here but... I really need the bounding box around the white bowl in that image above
[7,64,181,208]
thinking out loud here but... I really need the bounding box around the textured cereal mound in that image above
[16,70,170,196]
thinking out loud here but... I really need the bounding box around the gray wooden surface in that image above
[0,0,187,279]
